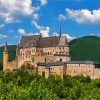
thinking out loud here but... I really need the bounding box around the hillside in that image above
[69,36,100,61]
[0,45,17,61]
[0,36,100,62]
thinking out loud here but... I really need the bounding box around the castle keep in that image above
[3,32,100,79]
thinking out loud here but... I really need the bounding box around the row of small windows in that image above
[73,70,91,74]
[45,52,66,55]
[20,50,36,55]
[67,65,92,68]
[50,68,61,71]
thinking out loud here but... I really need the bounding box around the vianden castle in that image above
[3,30,100,79]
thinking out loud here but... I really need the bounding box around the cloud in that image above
[33,14,39,20]
[17,28,26,35]
[63,33,76,41]
[5,17,14,24]
[0,0,39,23]
[32,20,42,30]
[39,0,47,6]
[0,24,5,29]
[0,34,7,39]
[59,8,100,24]
[58,14,66,21]
[27,27,50,37]
[40,27,50,37]
[17,26,50,37]
[53,32,75,41]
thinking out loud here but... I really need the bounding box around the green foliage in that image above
[0,60,3,70]
[0,70,100,100]
[69,36,100,61]
[0,45,16,61]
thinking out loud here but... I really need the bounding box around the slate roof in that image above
[19,35,41,48]
[19,35,67,48]
[38,36,60,47]
[66,61,100,64]
[37,62,65,69]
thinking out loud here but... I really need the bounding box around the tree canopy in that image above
[0,70,100,100]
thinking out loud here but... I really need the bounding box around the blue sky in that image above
[0,0,100,46]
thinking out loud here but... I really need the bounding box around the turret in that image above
[3,42,9,71]
[16,43,20,67]
[59,26,62,37]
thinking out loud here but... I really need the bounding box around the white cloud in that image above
[17,26,50,37]
[0,34,7,39]
[27,27,50,37]
[33,14,39,20]
[58,14,66,21]
[0,0,48,23]
[66,8,100,23]
[40,27,50,37]
[32,20,42,30]
[5,17,14,24]
[17,28,26,35]
[0,0,37,23]
[53,32,75,42]
[63,33,76,42]
[40,0,47,6]
[59,8,100,24]
[0,24,5,29]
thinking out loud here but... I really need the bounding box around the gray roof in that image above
[19,35,68,48]
[38,36,60,47]
[37,62,65,69]
[66,61,100,64]
[19,35,41,48]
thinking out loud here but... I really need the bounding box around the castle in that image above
[3,30,100,79]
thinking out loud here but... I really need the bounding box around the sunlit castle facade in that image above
[3,29,100,79]
[3,29,70,71]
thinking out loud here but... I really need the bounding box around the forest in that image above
[0,69,100,100]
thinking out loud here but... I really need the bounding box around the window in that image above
[32,57,34,62]
[60,58,62,62]
[59,47,61,49]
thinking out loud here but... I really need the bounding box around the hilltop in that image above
[0,36,100,62]
[69,36,100,61]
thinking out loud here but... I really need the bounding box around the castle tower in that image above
[16,43,20,68]
[3,42,9,71]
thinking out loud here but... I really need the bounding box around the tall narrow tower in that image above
[59,26,62,37]
[3,42,9,71]
[16,43,20,68]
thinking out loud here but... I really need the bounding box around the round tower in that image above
[16,43,20,68]
[3,42,9,71]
